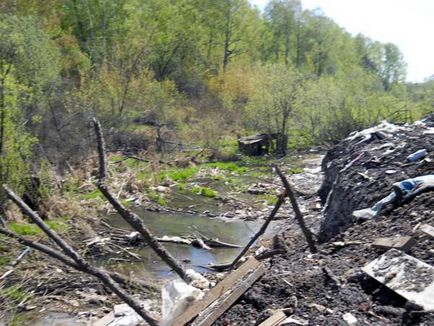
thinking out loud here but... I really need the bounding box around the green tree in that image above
[246,64,303,154]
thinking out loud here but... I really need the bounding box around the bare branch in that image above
[92,119,191,283]
[0,227,157,290]
[1,186,158,325]
[274,165,317,253]
[230,191,286,268]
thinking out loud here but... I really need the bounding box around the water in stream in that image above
[101,209,279,278]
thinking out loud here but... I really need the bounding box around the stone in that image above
[372,236,416,252]
[363,249,434,310]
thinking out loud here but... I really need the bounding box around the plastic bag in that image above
[160,280,203,326]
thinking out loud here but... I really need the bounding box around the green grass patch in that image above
[3,285,27,302]
[257,194,278,206]
[191,186,217,198]
[177,183,186,191]
[147,190,167,206]
[288,166,303,174]
[159,167,199,182]
[205,162,248,174]
[0,256,10,266]
[10,313,32,326]
[9,219,68,236]
[79,189,104,200]
[9,223,42,236]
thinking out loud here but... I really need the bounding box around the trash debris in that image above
[363,249,434,310]
[372,236,416,252]
[352,175,434,221]
[161,280,203,326]
[406,149,427,162]
[419,224,434,239]
[342,312,358,325]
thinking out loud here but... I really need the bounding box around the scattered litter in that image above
[353,175,434,220]
[342,312,358,325]
[406,149,427,162]
[372,236,416,252]
[363,249,434,310]
[280,316,309,325]
[419,224,434,239]
[161,280,203,326]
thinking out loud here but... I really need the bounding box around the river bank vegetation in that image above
[1,1,434,324]
[0,0,433,210]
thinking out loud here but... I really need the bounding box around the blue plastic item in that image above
[406,149,427,162]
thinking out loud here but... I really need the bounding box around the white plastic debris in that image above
[186,269,210,289]
[342,312,358,325]
[161,280,203,326]
[346,121,404,143]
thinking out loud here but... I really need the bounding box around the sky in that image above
[249,0,434,82]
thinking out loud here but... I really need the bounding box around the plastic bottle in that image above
[406,149,427,162]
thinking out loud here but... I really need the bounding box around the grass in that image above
[79,189,104,200]
[159,167,199,182]
[9,219,68,236]
[191,186,217,198]
[0,256,9,266]
[177,183,186,191]
[3,285,28,302]
[257,194,278,206]
[147,190,167,206]
[205,162,248,174]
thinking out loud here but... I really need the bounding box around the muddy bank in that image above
[215,118,434,325]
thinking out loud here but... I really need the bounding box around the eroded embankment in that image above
[216,117,434,326]
[318,116,434,242]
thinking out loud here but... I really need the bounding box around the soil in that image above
[215,118,434,326]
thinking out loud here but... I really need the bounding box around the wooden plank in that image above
[363,249,434,310]
[258,311,287,326]
[170,257,261,326]
[420,224,434,239]
[372,236,416,252]
[192,263,266,326]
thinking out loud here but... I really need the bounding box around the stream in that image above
[99,209,281,278]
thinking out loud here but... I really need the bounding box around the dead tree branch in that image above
[274,165,317,253]
[92,118,191,283]
[2,185,158,326]
[0,227,156,290]
[229,190,286,269]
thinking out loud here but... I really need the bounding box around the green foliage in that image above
[80,189,104,201]
[2,285,28,302]
[257,193,278,206]
[0,255,10,266]
[191,186,217,198]
[147,190,167,206]
[159,167,199,182]
[9,220,67,236]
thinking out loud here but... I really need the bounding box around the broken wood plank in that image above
[372,236,416,252]
[170,257,262,326]
[363,249,434,310]
[258,311,287,326]
[420,224,434,239]
[93,312,115,326]
[192,263,266,326]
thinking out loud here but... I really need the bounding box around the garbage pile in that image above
[213,117,434,325]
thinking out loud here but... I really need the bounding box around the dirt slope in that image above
[216,117,434,326]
